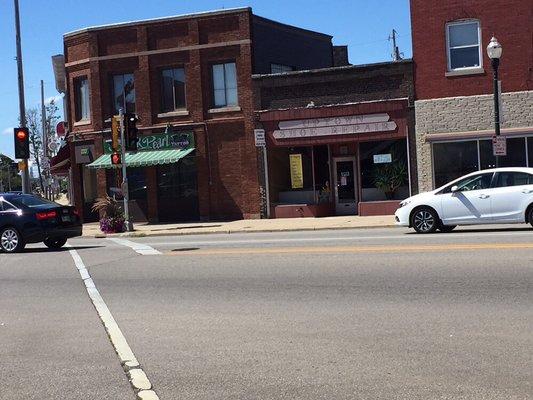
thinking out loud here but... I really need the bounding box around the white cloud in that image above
[45,94,64,105]
[1,127,13,136]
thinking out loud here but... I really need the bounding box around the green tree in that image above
[0,154,22,192]
[24,99,61,195]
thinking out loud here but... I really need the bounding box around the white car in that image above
[395,167,533,233]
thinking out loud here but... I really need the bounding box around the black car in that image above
[0,193,82,253]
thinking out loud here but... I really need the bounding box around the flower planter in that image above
[99,217,125,234]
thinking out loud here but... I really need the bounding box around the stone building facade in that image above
[410,0,533,191]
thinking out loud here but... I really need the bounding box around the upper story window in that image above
[74,77,90,122]
[271,64,294,74]
[446,20,482,71]
[212,62,238,108]
[161,68,186,113]
[112,73,135,115]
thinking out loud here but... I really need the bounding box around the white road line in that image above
[66,244,160,399]
[139,230,533,247]
[108,238,162,255]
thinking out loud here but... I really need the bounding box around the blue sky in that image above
[0,0,411,158]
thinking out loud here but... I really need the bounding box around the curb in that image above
[83,224,398,239]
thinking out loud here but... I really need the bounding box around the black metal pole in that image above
[492,58,501,168]
[14,0,31,193]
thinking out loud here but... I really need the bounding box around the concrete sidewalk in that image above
[82,215,397,238]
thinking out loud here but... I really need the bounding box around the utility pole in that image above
[14,0,31,194]
[119,109,133,232]
[41,79,49,199]
[390,29,402,62]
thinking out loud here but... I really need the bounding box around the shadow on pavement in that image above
[404,226,533,235]
[22,246,104,253]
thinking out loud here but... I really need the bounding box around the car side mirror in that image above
[451,185,459,193]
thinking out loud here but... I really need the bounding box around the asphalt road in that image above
[1,225,532,399]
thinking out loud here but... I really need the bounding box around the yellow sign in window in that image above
[289,154,303,189]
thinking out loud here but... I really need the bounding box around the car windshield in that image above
[7,195,58,208]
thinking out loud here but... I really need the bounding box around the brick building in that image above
[411,0,533,191]
[61,8,338,222]
[253,60,416,217]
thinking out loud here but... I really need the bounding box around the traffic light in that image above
[13,127,30,159]
[124,113,139,152]
[111,116,120,152]
[111,152,121,166]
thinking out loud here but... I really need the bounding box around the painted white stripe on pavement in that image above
[66,244,160,399]
[140,230,533,247]
[108,238,162,255]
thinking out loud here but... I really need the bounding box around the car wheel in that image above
[439,225,457,233]
[0,227,25,253]
[44,237,68,250]
[411,207,439,234]
[528,207,533,228]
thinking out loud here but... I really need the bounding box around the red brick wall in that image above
[410,0,533,99]
[64,9,261,220]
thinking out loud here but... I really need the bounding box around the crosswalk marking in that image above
[108,238,162,255]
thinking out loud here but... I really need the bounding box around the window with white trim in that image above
[161,68,186,112]
[212,62,238,108]
[74,77,90,122]
[446,20,482,71]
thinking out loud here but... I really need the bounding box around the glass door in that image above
[333,157,357,215]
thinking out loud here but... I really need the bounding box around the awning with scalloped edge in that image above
[87,148,195,169]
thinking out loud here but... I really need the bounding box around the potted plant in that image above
[91,196,125,234]
[372,161,408,200]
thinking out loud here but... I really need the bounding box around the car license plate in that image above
[61,216,71,222]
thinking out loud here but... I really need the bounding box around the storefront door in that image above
[333,157,357,215]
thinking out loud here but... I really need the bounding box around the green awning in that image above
[87,148,195,169]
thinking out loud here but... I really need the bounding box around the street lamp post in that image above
[487,36,503,167]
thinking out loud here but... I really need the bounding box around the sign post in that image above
[492,135,507,157]
[254,129,270,218]
[119,109,133,232]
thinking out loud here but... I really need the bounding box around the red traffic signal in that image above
[16,129,27,140]
[13,127,30,159]
[111,152,121,165]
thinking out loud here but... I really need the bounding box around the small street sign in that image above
[492,135,507,156]
[254,129,266,147]
[56,121,66,137]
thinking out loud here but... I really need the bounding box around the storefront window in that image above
[433,141,478,188]
[359,140,408,201]
[269,146,331,205]
[480,137,526,169]
[157,154,198,221]
[433,137,532,188]
[105,167,146,201]
[82,166,97,203]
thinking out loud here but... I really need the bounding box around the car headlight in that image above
[399,200,411,208]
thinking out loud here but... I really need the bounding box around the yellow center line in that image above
[165,243,533,256]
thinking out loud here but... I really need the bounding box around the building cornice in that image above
[64,7,251,38]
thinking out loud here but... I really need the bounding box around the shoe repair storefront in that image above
[258,100,413,217]
[81,129,198,223]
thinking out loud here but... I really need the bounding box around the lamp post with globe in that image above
[487,36,503,167]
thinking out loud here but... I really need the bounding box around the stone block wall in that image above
[415,90,533,191]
